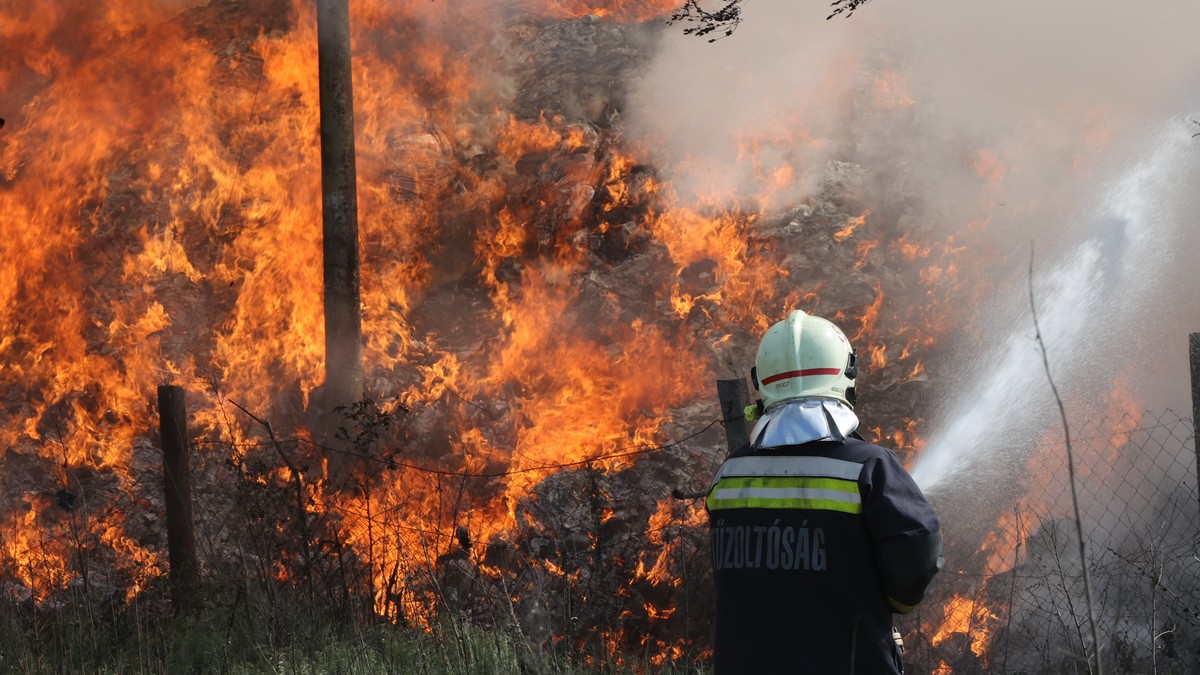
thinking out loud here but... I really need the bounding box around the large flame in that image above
[2,0,989,664]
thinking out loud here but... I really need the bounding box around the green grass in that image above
[0,584,708,674]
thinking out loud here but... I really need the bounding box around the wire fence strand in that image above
[4,403,1197,672]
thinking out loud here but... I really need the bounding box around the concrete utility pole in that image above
[317,0,363,469]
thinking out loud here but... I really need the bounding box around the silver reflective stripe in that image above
[717,455,863,481]
[711,486,862,505]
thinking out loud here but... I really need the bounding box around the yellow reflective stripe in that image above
[707,495,863,514]
[888,597,916,614]
[712,487,859,503]
[707,475,863,513]
[706,456,868,514]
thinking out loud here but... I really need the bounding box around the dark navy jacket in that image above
[706,435,942,674]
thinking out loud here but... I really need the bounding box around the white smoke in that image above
[623,0,1200,491]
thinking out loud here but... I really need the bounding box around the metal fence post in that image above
[1189,333,1200,518]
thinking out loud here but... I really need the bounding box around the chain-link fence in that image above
[902,410,1200,674]
[178,405,1200,673]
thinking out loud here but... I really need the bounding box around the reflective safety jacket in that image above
[706,434,942,675]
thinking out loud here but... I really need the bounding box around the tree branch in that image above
[827,0,874,20]
[669,0,744,42]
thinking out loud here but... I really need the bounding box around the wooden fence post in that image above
[159,385,200,616]
[716,378,751,455]
[671,378,753,501]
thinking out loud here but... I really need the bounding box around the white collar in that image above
[749,398,860,449]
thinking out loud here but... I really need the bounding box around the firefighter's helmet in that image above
[752,310,858,409]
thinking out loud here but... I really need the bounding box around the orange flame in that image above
[834,210,869,242]
[930,594,996,658]
[0,0,1000,666]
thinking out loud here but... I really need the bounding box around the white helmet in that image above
[752,310,858,409]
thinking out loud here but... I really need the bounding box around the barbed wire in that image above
[190,417,725,479]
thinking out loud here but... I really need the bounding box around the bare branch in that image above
[1029,244,1105,675]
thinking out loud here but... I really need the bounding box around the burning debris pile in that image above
[1,0,985,667]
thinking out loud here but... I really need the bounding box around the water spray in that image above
[911,117,1200,496]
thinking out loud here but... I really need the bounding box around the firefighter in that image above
[706,309,942,674]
